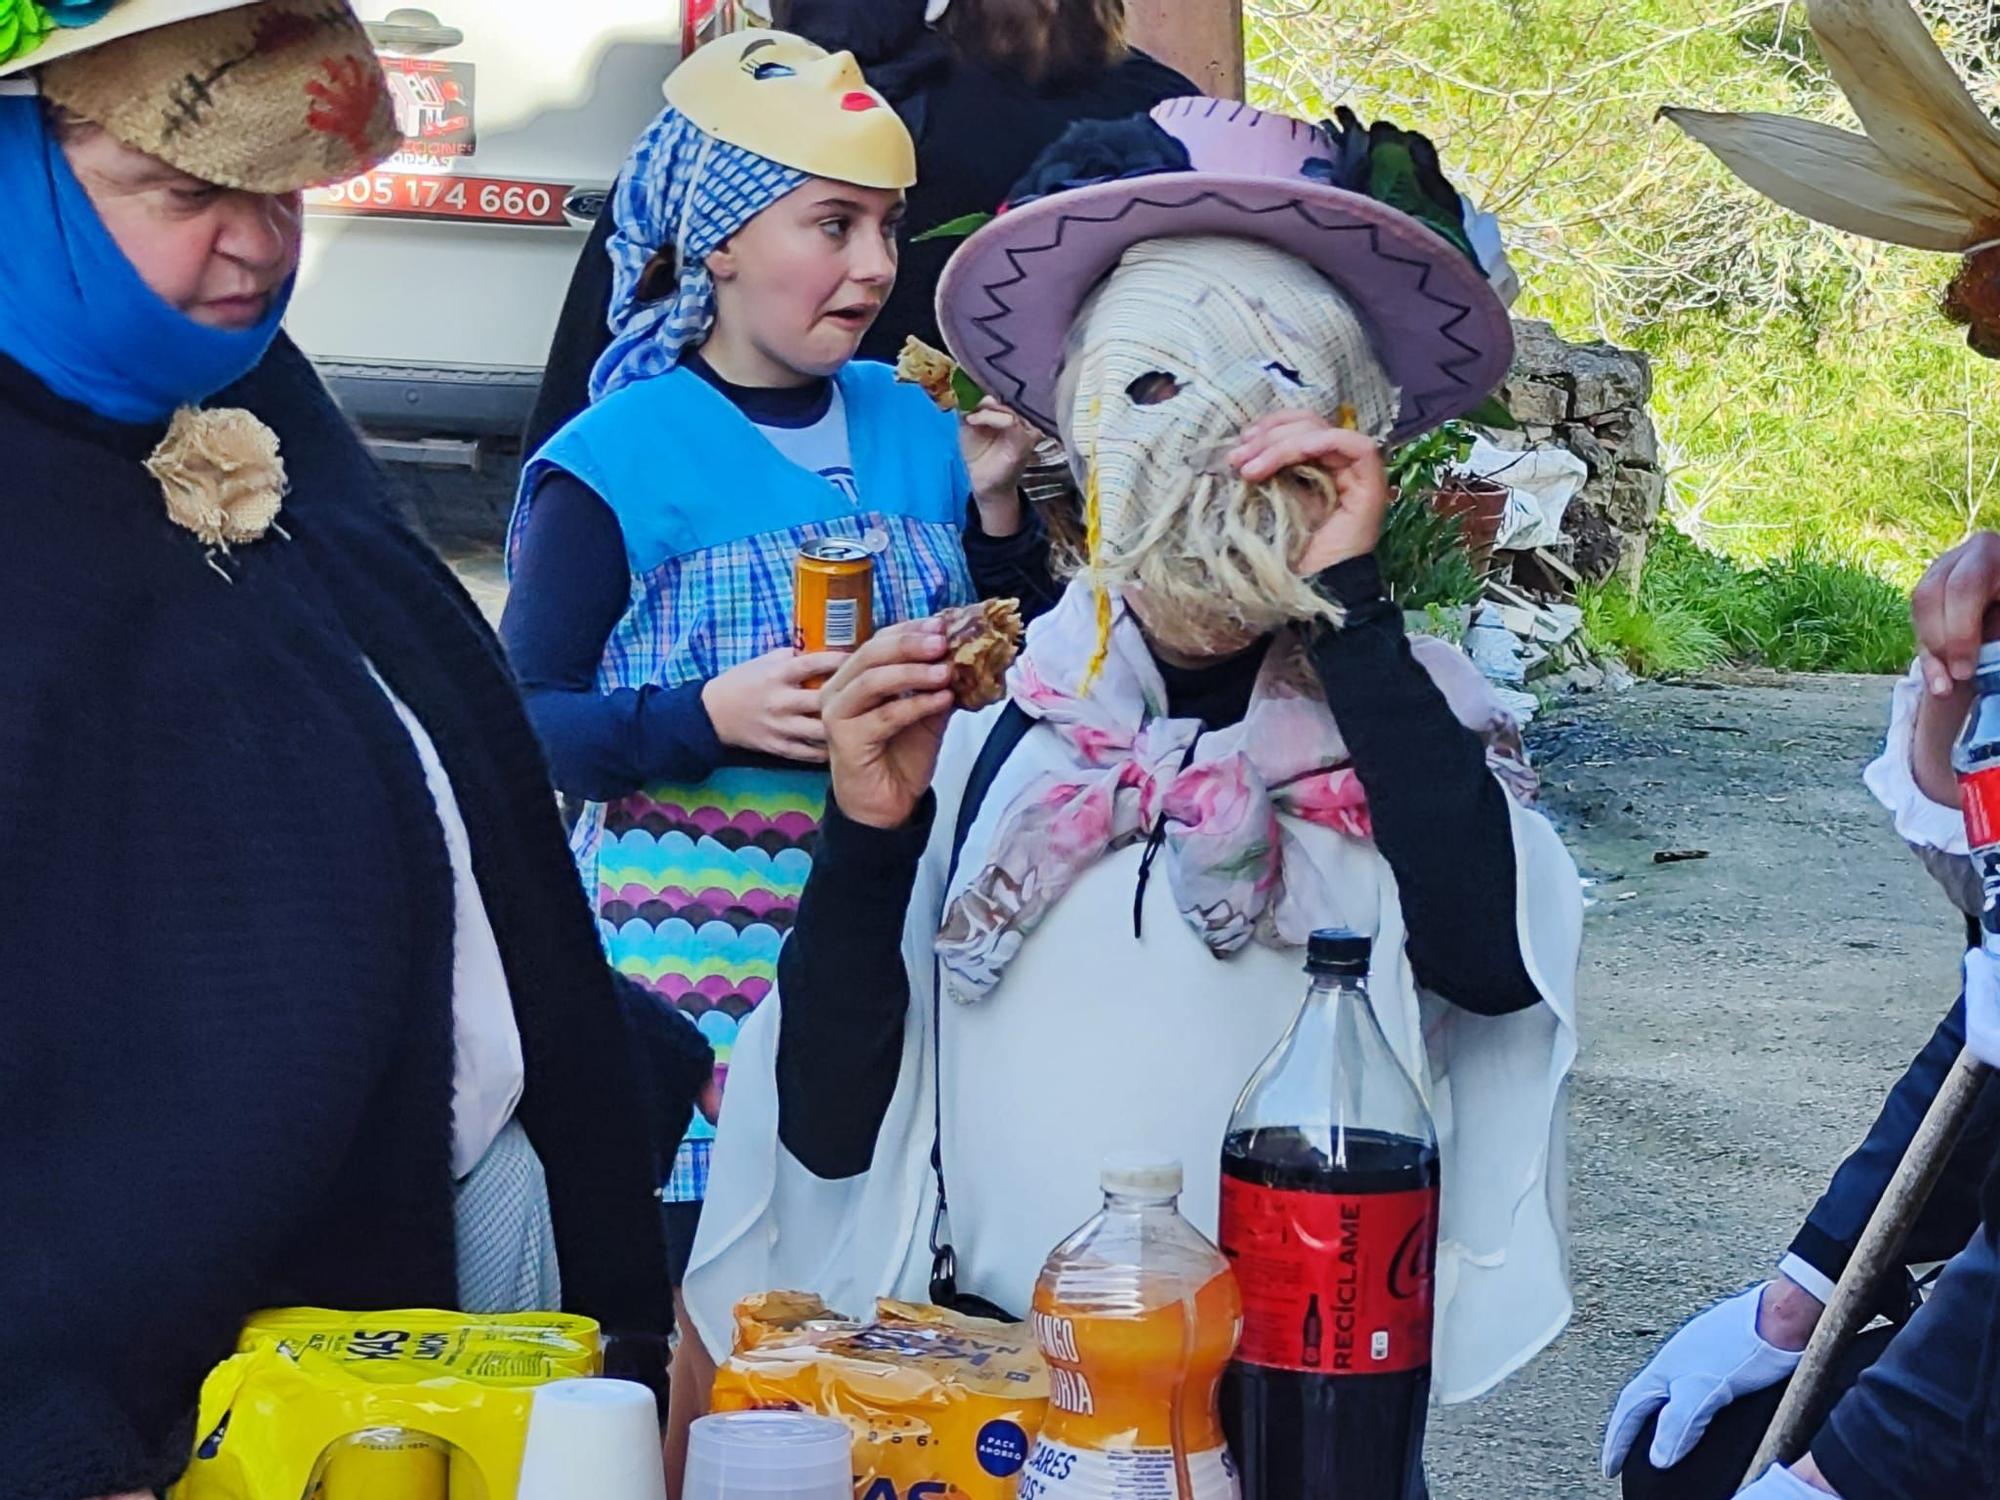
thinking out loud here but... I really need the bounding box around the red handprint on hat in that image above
[305,54,390,159]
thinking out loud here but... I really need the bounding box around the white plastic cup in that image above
[683,1411,853,1499]
[514,1378,666,1500]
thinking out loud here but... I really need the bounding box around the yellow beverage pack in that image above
[170,1308,600,1500]
[710,1292,1049,1500]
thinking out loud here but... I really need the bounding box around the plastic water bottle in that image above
[1023,1155,1243,1500]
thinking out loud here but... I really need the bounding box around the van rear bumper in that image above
[314,358,543,441]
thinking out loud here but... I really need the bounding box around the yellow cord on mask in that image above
[1081,420,1111,694]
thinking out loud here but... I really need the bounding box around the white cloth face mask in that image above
[1056,235,1402,643]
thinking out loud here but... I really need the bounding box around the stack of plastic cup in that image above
[683,1411,853,1499]
[514,1379,666,1500]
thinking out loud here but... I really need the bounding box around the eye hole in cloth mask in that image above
[1055,235,1402,649]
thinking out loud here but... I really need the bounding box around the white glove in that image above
[1741,1462,1837,1498]
[1601,1284,1804,1476]
[1964,945,2000,1068]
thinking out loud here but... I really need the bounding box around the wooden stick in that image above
[1741,1047,1991,1488]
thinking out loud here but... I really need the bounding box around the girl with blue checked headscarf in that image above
[501,28,1043,1479]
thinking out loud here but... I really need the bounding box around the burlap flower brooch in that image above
[146,406,289,571]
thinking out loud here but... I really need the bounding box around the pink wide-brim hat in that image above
[936,97,1514,445]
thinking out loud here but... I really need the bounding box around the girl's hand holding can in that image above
[702,647,850,763]
[822,620,957,830]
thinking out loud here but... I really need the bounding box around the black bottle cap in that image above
[1307,928,1371,976]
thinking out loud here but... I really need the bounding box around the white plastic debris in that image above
[1466,604,1528,684]
[1459,438,1588,553]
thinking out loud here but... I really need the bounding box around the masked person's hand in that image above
[961,397,1042,535]
[1228,411,1392,574]
[701,646,850,763]
[822,620,956,830]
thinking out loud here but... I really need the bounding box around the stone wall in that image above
[1493,319,1663,586]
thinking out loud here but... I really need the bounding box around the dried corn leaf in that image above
[1807,0,2000,219]
[1662,107,1979,250]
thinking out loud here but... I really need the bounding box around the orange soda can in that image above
[795,538,875,687]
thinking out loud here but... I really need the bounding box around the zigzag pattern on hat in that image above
[956,186,1496,443]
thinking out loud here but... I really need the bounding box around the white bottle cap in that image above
[1102,1153,1183,1198]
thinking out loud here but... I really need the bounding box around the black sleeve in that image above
[499,474,726,802]
[1811,1225,2000,1500]
[1790,996,2000,1290]
[776,793,935,1178]
[962,496,1062,623]
[522,192,618,458]
[1306,554,1541,1016]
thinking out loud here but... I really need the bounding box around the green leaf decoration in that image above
[951,366,986,413]
[913,211,995,244]
[1464,395,1521,430]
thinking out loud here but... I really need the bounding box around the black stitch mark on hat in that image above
[158,4,351,141]
[162,70,216,136]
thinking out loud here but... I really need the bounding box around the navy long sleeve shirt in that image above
[1788,994,2000,1307]
[1813,1223,2000,1500]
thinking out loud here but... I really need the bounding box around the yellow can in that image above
[794,538,875,688]
[314,1429,448,1500]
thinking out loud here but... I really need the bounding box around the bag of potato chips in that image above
[710,1293,1049,1500]
[170,1309,601,1500]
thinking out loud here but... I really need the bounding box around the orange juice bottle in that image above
[1024,1155,1243,1500]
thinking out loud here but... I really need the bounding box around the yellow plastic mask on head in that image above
[665,29,916,190]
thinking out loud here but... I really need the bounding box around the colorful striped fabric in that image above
[591,764,829,1201]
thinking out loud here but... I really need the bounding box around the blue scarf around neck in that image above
[0,96,291,425]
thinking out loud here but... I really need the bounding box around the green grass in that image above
[1581,530,1914,674]
[1246,0,2000,606]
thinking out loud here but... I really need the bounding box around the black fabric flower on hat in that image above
[1004,115,1194,209]
[1306,106,1478,264]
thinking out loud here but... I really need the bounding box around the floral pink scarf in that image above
[935,583,1533,1001]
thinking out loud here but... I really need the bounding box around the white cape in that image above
[687,703,1583,1404]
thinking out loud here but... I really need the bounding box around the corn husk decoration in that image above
[1661,0,2000,354]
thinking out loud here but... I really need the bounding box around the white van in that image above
[288,2,752,448]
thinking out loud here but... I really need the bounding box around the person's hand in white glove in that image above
[1741,1460,1843,1496]
[1602,1279,1823,1477]
[1963,946,2000,1068]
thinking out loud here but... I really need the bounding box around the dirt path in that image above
[1427,675,1968,1497]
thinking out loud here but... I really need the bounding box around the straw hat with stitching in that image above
[6,0,401,193]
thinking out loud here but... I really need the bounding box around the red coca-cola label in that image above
[1219,1177,1438,1376]
[1963,765,2000,849]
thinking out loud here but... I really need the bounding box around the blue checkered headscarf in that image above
[590,106,810,401]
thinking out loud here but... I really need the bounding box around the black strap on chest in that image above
[925,702,1032,1321]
